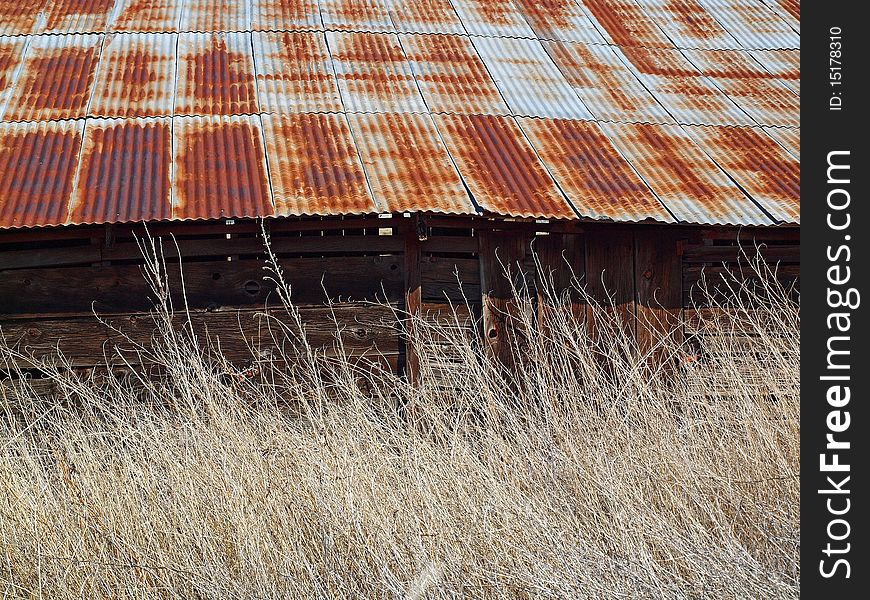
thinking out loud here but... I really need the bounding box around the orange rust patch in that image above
[0,126,81,227]
[186,36,258,115]
[583,0,670,47]
[72,120,172,223]
[712,127,798,201]
[331,31,406,63]
[664,0,725,41]
[621,46,700,78]
[44,0,115,29]
[111,0,180,32]
[552,43,643,112]
[513,0,574,31]
[0,0,45,35]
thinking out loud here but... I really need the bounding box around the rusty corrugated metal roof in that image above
[399,33,509,116]
[517,117,672,222]
[761,0,799,33]
[600,121,771,225]
[635,0,742,49]
[41,0,116,35]
[434,113,576,219]
[0,33,103,122]
[763,125,799,159]
[387,0,467,35]
[253,31,343,114]
[88,33,176,118]
[448,0,537,38]
[347,111,472,214]
[327,31,428,114]
[252,0,323,31]
[681,48,799,127]
[172,114,274,220]
[0,37,27,113]
[180,0,250,33]
[472,36,592,120]
[748,48,799,94]
[0,119,83,227]
[543,40,674,124]
[579,0,674,47]
[109,0,184,33]
[698,0,799,49]
[512,0,606,43]
[320,0,395,33]
[683,124,798,223]
[175,32,259,116]
[70,117,172,224]
[0,1,46,36]
[261,112,377,216]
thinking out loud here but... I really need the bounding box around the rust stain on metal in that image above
[0,38,26,100]
[262,113,376,216]
[347,112,472,214]
[512,0,604,43]
[173,115,273,220]
[449,0,536,37]
[0,0,45,36]
[581,0,673,47]
[518,117,671,222]
[2,36,102,122]
[748,48,799,93]
[387,0,466,35]
[252,0,322,31]
[70,118,172,224]
[42,0,115,33]
[684,124,798,223]
[434,114,575,219]
[0,120,83,228]
[698,0,798,50]
[110,0,184,33]
[176,33,259,116]
[180,0,249,33]
[636,0,740,49]
[320,0,395,32]
[763,125,799,159]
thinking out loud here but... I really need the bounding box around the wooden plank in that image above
[403,223,422,385]
[635,229,684,354]
[682,244,800,263]
[421,236,478,254]
[532,233,585,325]
[421,256,480,303]
[584,230,635,339]
[0,245,102,270]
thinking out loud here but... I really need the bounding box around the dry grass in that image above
[0,242,799,599]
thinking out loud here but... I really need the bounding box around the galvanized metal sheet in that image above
[634,0,741,49]
[172,114,274,220]
[600,121,770,225]
[0,119,84,228]
[0,1,46,36]
[70,117,173,224]
[320,0,395,33]
[386,0,466,35]
[262,112,377,215]
[543,40,674,124]
[180,0,250,33]
[0,33,104,122]
[433,113,576,219]
[0,37,27,115]
[448,0,537,38]
[175,32,259,116]
[578,0,674,48]
[399,33,509,116]
[472,36,592,120]
[517,117,672,222]
[252,0,323,31]
[88,33,177,118]
[40,0,116,35]
[347,112,472,214]
[326,31,428,114]
[109,0,185,33]
[761,0,800,33]
[683,124,798,223]
[762,125,799,159]
[510,0,606,43]
[698,0,799,49]
[748,48,799,94]
[619,45,755,126]
[682,48,799,128]
[253,31,343,114]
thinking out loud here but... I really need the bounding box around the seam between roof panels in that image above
[248,29,275,213]
[0,35,33,121]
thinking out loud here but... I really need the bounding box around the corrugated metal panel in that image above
[510,0,606,43]
[698,0,799,49]
[0,37,27,115]
[619,45,754,126]
[386,0,466,35]
[634,0,741,49]
[0,119,84,228]
[600,121,770,225]
[748,48,799,94]
[433,113,576,219]
[0,34,103,122]
[683,124,798,223]
[179,0,250,33]
[399,33,509,116]
[762,125,798,159]
[88,32,176,118]
[251,0,323,31]
[320,0,395,33]
[326,31,427,114]
[472,36,592,120]
[517,117,672,222]
[448,0,537,38]
[69,117,172,224]
[175,32,259,116]
[172,114,274,220]
[109,0,184,33]
[0,1,46,36]
[253,31,343,114]
[761,0,799,33]
[682,48,799,128]
[543,40,674,124]
[347,112,472,214]
[40,0,116,35]
[578,0,674,48]
[261,112,377,215]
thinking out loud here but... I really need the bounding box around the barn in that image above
[0,0,799,379]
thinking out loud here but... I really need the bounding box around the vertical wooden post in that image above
[585,229,636,340]
[534,232,585,329]
[478,229,526,372]
[634,228,685,356]
[403,215,423,385]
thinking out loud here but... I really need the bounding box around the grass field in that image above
[0,252,799,599]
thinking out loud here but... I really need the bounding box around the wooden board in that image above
[584,230,635,339]
[635,228,684,353]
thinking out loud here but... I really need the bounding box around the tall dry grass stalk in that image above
[0,239,799,599]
